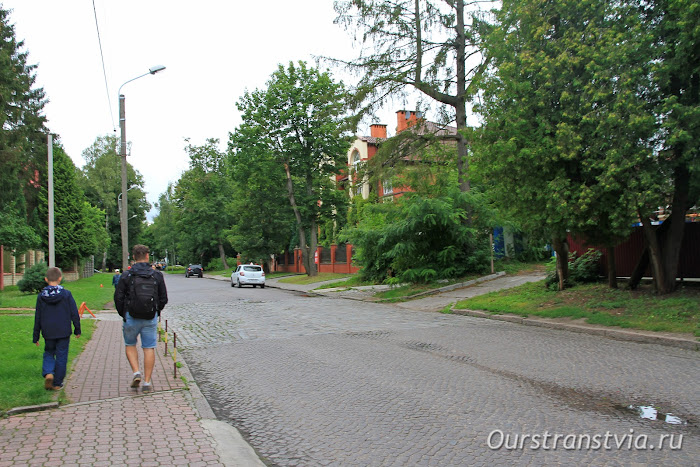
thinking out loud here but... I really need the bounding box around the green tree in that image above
[174,139,234,267]
[628,0,700,294]
[36,145,95,268]
[79,134,148,270]
[226,137,295,268]
[81,201,110,261]
[0,203,40,253]
[476,0,699,293]
[474,0,648,290]
[145,183,180,266]
[0,7,47,253]
[333,0,491,193]
[230,61,350,276]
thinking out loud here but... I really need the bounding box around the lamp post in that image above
[117,185,138,213]
[118,65,165,270]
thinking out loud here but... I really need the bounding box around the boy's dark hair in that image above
[132,244,150,261]
[46,267,62,282]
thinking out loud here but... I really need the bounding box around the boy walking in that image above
[33,267,81,390]
[114,244,168,392]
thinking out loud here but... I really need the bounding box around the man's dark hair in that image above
[46,267,62,282]
[132,244,150,261]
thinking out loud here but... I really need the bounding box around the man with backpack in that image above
[114,244,168,392]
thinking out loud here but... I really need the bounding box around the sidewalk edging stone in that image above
[5,402,59,416]
[398,271,507,300]
[452,308,700,351]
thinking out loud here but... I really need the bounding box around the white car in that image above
[231,264,265,288]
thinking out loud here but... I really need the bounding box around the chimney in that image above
[396,110,421,134]
[370,124,387,139]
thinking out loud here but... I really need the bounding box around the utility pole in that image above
[48,134,55,268]
[117,65,166,271]
[119,94,129,270]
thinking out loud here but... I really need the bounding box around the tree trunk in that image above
[628,247,648,290]
[102,213,108,271]
[218,242,229,270]
[552,236,569,291]
[307,225,318,277]
[606,246,617,289]
[283,161,311,275]
[659,165,690,293]
[454,0,470,194]
[306,175,318,277]
[640,216,667,293]
[411,0,470,194]
[629,214,674,289]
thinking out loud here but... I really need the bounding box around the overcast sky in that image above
[4,0,409,219]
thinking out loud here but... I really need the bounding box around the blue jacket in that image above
[33,285,81,342]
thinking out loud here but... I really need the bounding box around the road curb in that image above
[452,309,700,351]
[167,320,267,466]
[401,271,507,300]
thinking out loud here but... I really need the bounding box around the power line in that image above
[92,0,116,132]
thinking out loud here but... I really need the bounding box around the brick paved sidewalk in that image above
[0,314,227,467]
[0,391,223,466]
[65,313,185,402]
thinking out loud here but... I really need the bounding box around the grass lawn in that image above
[455,280,700,337]
[315,275,373,290]
[278,272,354,285]
[0,274,117,311]
[164,266,186,274]
[0,316,95,413]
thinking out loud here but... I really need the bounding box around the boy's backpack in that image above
[126,270,159,319]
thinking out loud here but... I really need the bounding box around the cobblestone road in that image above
[165,275,699,466]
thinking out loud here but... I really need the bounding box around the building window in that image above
[351,150,361,172]
[383,179,393,195]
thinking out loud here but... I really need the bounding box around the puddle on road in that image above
[619,404,689,425]
[399,340,696,430]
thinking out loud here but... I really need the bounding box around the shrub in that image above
[17,262,49,294]
[205,257,237,271]
[545,248,602,289]
[570,248,603,283]
[206,258,223,271]
[343,189,492,284]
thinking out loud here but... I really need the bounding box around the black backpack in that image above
[127,270,159,319]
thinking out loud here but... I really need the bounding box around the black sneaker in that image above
[131,372,142,388]
[142,382,153,393]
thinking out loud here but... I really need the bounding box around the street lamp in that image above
[117,185,138,213]
[118,65,165,270]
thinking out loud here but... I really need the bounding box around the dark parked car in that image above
[185,264,203,278]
